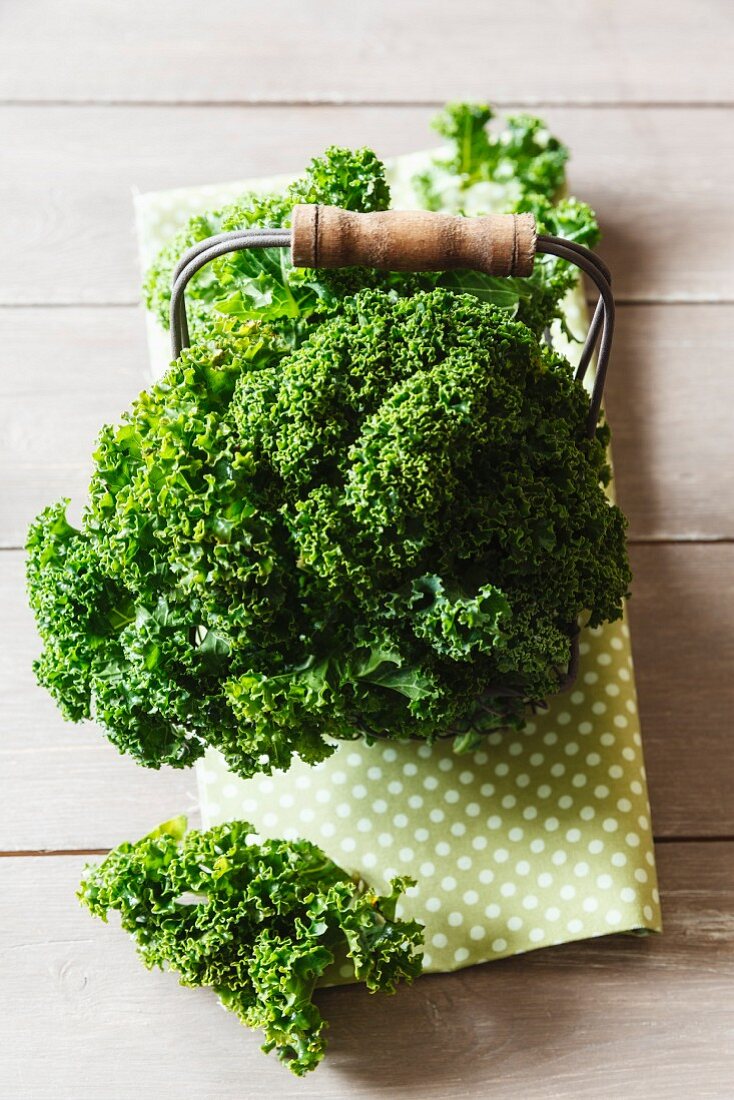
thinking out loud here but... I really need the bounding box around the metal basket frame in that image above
[166,223,615,735]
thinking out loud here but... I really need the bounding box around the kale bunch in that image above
[79,816,422,1076]
[27,288,630,776]
[27,105,627,776]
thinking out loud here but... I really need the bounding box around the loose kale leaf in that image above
[79,817,423,1076]
[413,101,569,210]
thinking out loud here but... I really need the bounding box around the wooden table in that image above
[1,3,733,1096]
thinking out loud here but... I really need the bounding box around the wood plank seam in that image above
[0,850,109,858]
[3,99,734,110]
[2,835,733,859]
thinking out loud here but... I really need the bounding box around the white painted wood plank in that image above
[605,305,734,541]
[1,0,733,106]
[627,543,734,840]
[0,106,732,305]
[0,843,731,1099]
[0,307,150,546]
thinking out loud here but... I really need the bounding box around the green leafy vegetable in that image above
[27,102,628,776]
[79,816,422,1075]
[410,103,599,335]
[412,101,568,211]
[27,286,630,776]
[143,145,394,349]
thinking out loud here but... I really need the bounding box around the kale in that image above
[142,145,393,349]
[27,289,630,775]
[79,816,423,1075]
[409,104,600,335]
[412,101,568,210]
[143,109,598,347]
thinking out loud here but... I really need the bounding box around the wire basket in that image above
[167,205,615,740]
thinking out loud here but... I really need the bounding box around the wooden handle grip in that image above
[291,204,536,277]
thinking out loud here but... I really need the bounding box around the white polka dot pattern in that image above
[197,615,662,974]
[136,153,662,978]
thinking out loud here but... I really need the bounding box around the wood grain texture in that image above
[1,843,731,1099]
[605,304,734,540]
[0,307,150,547]
[1,106,733,306]
[2,304,731,549]
[627,543,734,839]
[4,543,733,850]
[1,0,733,106]
[291,206,537,277]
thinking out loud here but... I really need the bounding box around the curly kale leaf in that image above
[143,145,392,346]
[511,194,601,336]
[408,575,511,661]
[433,194,600,337]
[413,101,569,211]
[430,101,497,181]
[286,144,391,211]
[79,817,423,1076]
[142,213,223,342]
[406,103,599,335]
[26,501,135,724]
[27,332,342,777]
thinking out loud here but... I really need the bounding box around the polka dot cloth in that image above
[196,615,661,972]
[135,151,662,978]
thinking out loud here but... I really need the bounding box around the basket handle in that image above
[291,204,537,278]
[287,204,613,436]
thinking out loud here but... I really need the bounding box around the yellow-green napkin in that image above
[134,149,661,975]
